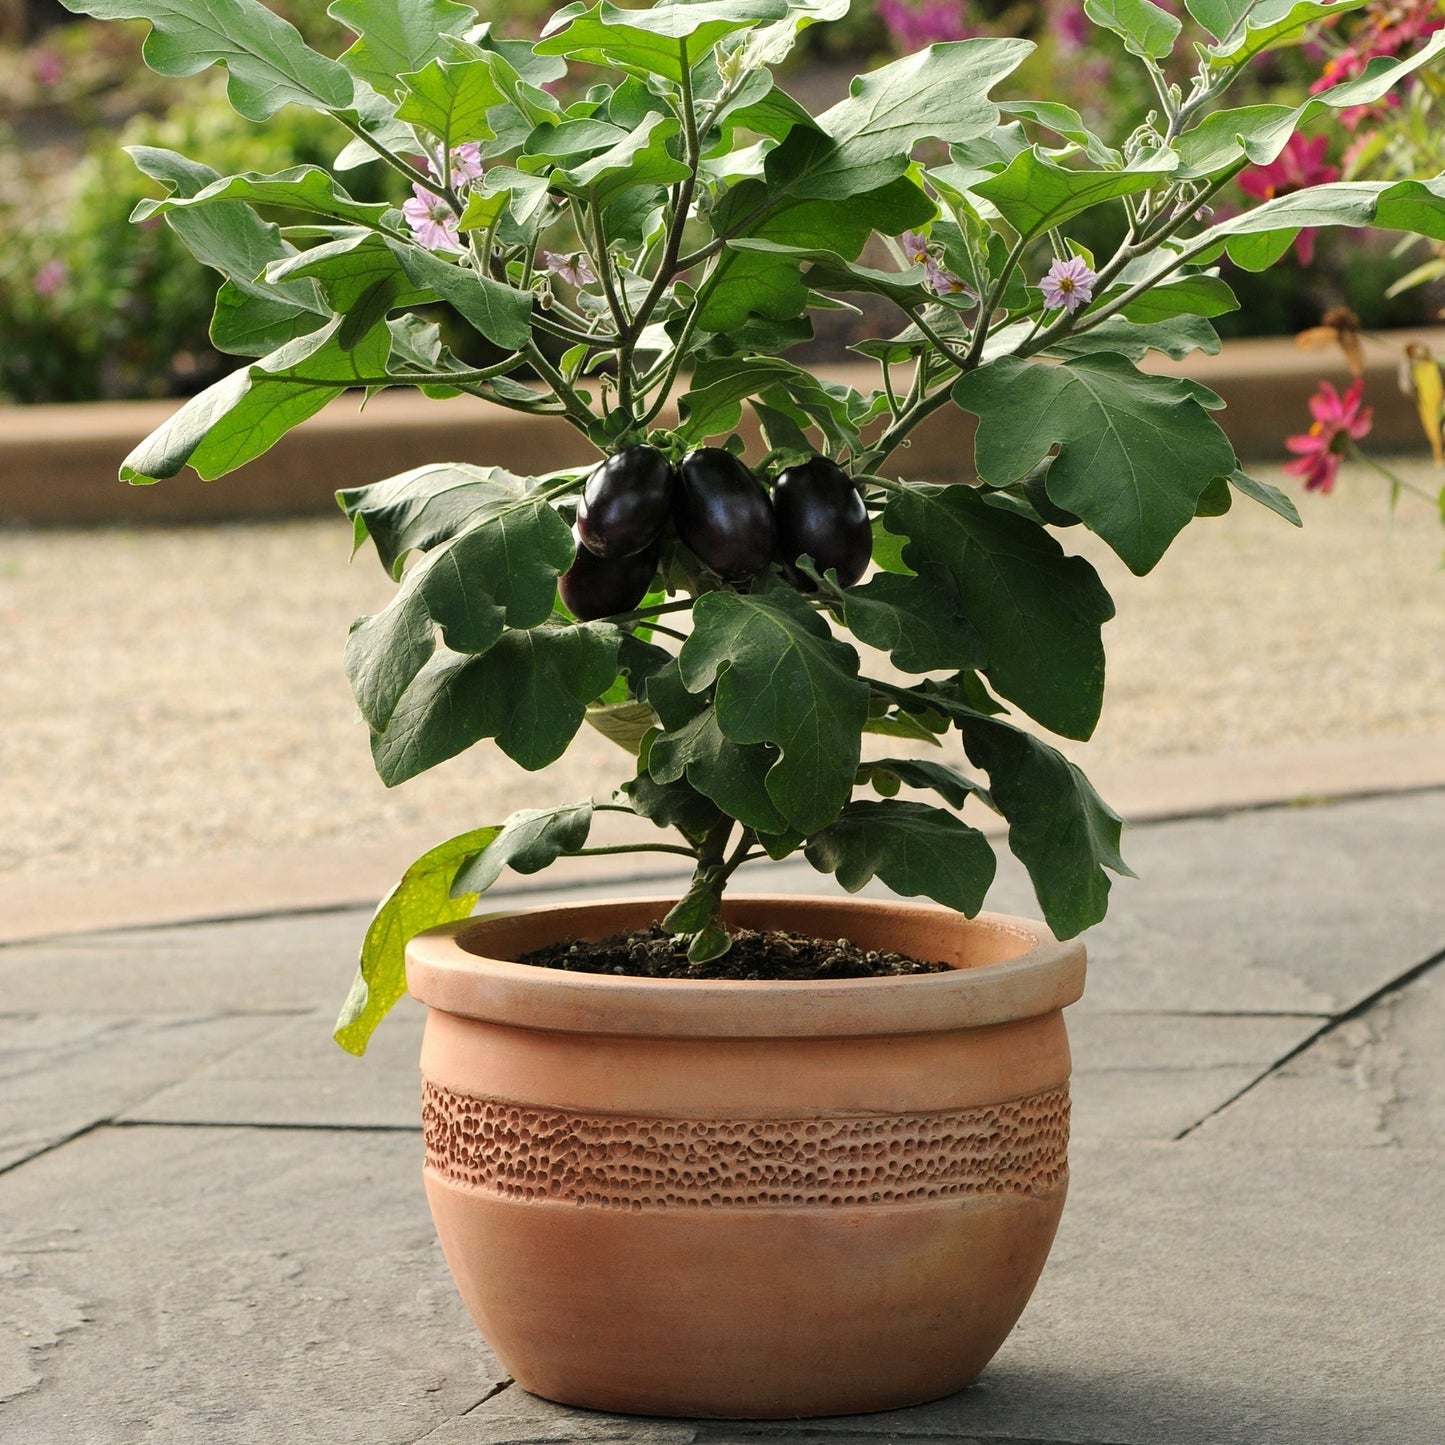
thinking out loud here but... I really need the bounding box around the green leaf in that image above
[883,485,1114,740]
[678,589,868,835]
[450,801,594,895]
[797,39,1033,200]
[836,566,987,675]
[645,665,788,835]
[1209,0,1367,66]
[387,240,533,349]
[956,713,1132,940]
[972,147,1176,241]
[131,166,394,231]
[999,100,1121,167]
[334,825,499,1055]
[120,317,392,484]
[1043,314,1222,362]
[340,462,542,576]
[545,111,690,209]
[396,56,505,146]
[1229,467,1302,526]
[623,771,727,845]
[330,0,477,98]
[1176,31,1445,174]
[536,0,791,82]
[1183,0,1256,37]
[859,758,991,810]
[125,147,328,356]
[1193,178,1445,270]
[676,356,861,451]
[1084,0,1180,60]
[954,353,1238,575]
[804,801,995,914]
[697,175,933,331]
[1115,272,1238,323]
[728,238,931,309]
[345,499,575,733]
[371,624,621,784]
[57,0,355,120]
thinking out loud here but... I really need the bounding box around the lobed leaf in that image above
[678,589,868,835]
[334,824,500,1054]
[883,485,1114,740]
[450,801,594,895]
[954,353,1238,576]
[57,0,355,120]
[371,625,621,785]
[804,800,995,914]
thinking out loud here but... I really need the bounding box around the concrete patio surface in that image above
[2,786,1443,1444]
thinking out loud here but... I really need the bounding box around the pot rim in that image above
[405,894,1086,1037]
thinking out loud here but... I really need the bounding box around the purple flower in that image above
[402,185,463,252]
[900,230,931,265]
[1040,256,1097,313]
[877,0,971,51]
[923,256,974,299]
[32,260,67,297]
[542,251,598,288]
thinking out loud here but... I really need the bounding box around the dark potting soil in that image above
[519,923,951,981]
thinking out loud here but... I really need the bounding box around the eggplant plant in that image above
[61,0,1445,1050]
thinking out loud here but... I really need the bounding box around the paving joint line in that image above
[111,1117,422,1134]
[1173,938,1445,1140]
[0,1119,108,1180]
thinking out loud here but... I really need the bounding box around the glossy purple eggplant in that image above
[575,444,676,558]
[772,457,872,589]
[559,530,660,620]
[673,448,775,582]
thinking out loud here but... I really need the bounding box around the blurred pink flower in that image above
[402,185,463,252]
[31,50,65,87]
[1283,378,1373,493]
[1238,134,1339,264]
[1050,0,1091,54]
[1040,255,1096,313]
[878,0,971,51]
[32,260,67,297]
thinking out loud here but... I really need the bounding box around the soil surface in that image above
[519,923,951,981]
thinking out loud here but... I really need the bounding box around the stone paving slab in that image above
[0,1010,288,1173]
[436,1138,1445,1445]
[0,1125,504,1445]
[2,790,1444,1443]
[1066,1013,1324,1142]
[121,1004,427,1130]
[1197,952,1445,1150]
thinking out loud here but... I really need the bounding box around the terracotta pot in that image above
[405,894,1085,1420]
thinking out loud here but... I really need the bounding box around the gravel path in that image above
[3,463,1442,880]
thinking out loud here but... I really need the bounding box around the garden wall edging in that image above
[3,331,1440,526]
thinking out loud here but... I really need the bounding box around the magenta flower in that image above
[402,185,463,252]
[877,0,971,51]
[1238,134,1339,265]
[1040,256,1097,313]
[1283,378,1373,493]
[1049,0,1090,54]
[542,251,597,288]
[32,260,67,297]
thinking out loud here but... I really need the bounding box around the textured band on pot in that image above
[422,1081,1070,1209]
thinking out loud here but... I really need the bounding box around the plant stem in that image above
[572,843,699,859]
[335,114,461,211]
